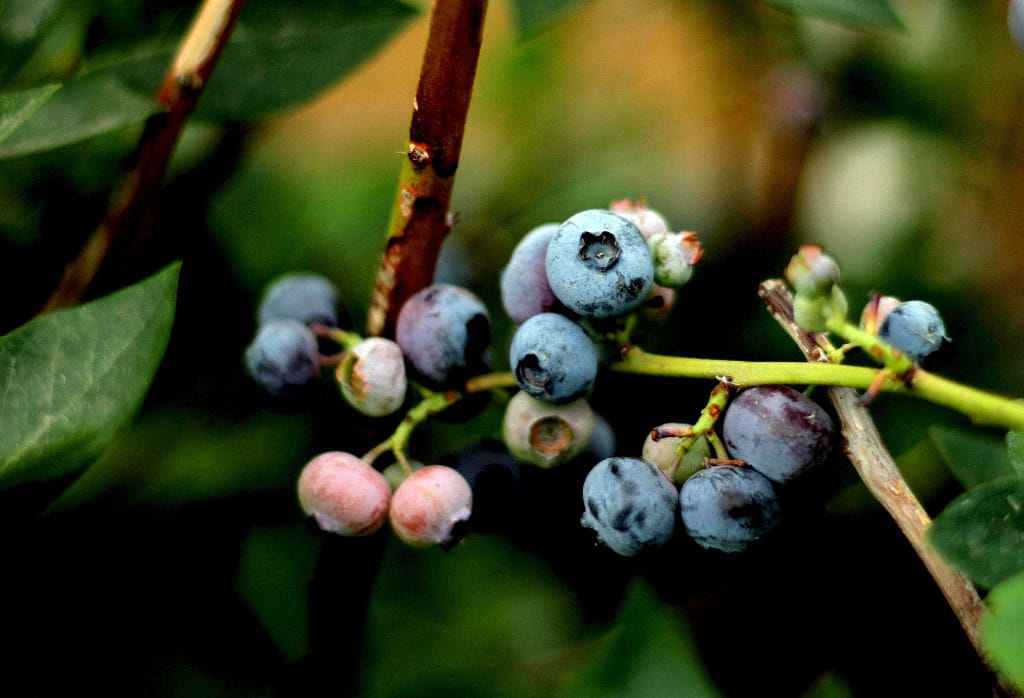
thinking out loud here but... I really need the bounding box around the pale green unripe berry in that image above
[785,245,840,296]
[647,231,703,288]
[503,391,595,468]
[642,422,711,483]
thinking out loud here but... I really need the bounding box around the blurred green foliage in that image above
[2,0,1024,695]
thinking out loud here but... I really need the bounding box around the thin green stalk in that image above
[611,347,1024,432]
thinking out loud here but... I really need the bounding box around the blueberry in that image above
[502,391,595,468]
[545,209,654,318]
[336,337,407,417]
[580,457,678,557]
[245,319,321,398]
[500,223,562,323]
[878,300,947,364]
[396,283,491,385]
[257,272,339,328]
[647,231,702,288]
[509,313,597,403]
[722,385,835,484]
[678,464,780,553]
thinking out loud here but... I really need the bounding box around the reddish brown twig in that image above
[40,0,245,313]
[366,0,487,338]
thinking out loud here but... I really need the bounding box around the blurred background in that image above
[2,0,1023,695]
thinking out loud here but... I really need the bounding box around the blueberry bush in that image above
[4,0,1024,695]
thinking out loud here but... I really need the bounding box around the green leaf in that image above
[981,571,1024,692]
[110,0,419,122]
[0,262,180,491]
[927,477,1024,589]
[0,83,60,143]
[559,580,720,698]
[1007,431,1024,478]
[0,0,67,83]
[759,0,903,30]
[237,524,321,663]
[929,425,1015,489]
[511,0,592,36]
[0,69,155,158]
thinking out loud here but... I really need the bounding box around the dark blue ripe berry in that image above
[509,313,597,403]
[396,284,491,385]
[878,300,947,364]
[245,319,321,398]
[722,385,835,484]
[679,465,780,553]
[257,272,339,328]
[580,457,677,557]
[545,209,654,318]
[501,223,562,324]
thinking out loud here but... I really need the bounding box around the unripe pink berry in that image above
[297,451,392,536]
[389,465,472,548]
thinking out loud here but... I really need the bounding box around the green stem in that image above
[611,347,1024,432]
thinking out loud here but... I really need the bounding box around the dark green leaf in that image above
[110,0,419,122]
[237,524,321,663]
[559,580,720,698]
[0,83,60,143]
[927,477,1024,589]
[759,0,903,30]
[0,69,155,158]
[511,0,592,36]
[0,0,67,83]
[930,425,1015,489]
[1008,431,1024,478]
[981,571,1024,692]
[0,263,179,491]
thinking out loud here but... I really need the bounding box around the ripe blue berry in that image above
[679,464,780,553]
[500,223,562,323]
[297,452,392,536]
[545,209,654,318]
[503,391,594,468]
[257,272,339,328]
[878,300,947,363]
[580,457,678,557]
[509,313,597,403]
[389,465,473,548]
[722,385,835,484]
[245,319,321,398]
[337,337,407,417]
[396,283,491,385]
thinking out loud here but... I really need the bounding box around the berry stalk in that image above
[611,347,1024,433]
[40,0,246,313]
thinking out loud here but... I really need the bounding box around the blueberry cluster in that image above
[578,384,835,557]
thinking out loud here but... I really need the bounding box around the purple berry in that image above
[722,385,835,484]
[258,272,339,328]
[396,284,491,385]
[500,223,562,323]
